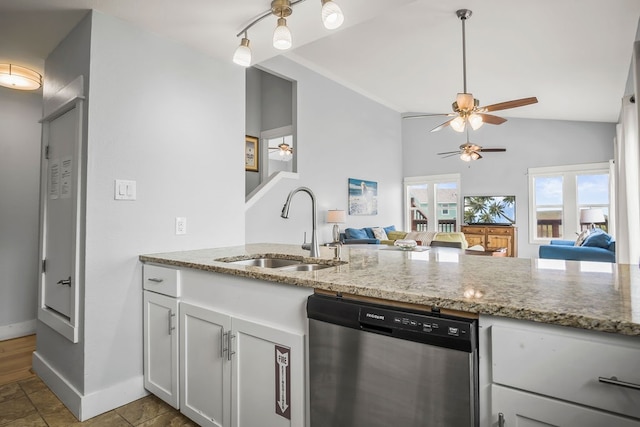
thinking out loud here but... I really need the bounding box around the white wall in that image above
[0,87,41,339]
[402,116,615,258]
[246,56,403,245]
[36,10,245,418]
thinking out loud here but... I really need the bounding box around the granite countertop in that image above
[140,243,640,336]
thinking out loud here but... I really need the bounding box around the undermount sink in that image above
[226,258,302,268]
[218,255,344,272]
[275,263,333,272]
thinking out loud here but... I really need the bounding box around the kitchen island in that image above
[140,243,640,426]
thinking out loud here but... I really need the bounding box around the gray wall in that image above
[402,115,615,258]
[246,56,403,245]
[0,87,41,339]
[37,9,245,408]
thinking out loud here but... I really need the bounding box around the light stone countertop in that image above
[140,243,640,336]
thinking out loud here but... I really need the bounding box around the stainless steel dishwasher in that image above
[307,294,478,427]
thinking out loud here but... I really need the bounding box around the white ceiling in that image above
[1,0,639,123]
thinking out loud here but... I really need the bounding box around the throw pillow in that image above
[387,231,408,241]
[575,229,590,246]
[405,231,438,246]
[371,227,388,240]
[383,225,396,234]
[345,228,368,239]
[582,229,613,249]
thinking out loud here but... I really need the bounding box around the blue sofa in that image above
[538,230,616,263]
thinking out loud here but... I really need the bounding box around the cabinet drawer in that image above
[461,226,485,234]
[143,264,181,297]
[486,227,512,235]
[492,324,640,419]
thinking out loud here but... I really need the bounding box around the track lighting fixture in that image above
[233,0,344,67]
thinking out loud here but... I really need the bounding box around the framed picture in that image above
[245,135,259,172]
[348,178,378,215]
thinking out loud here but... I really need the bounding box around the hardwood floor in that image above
[0,335,194,426]
[0,334,36,387]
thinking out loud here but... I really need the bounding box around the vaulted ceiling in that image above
[1,0,639,122]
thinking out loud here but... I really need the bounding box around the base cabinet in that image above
[492,385,640,427]
[143,290,179,409]
[180,302,305,427]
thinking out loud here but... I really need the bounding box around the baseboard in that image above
[32,351,148,421]
[0,319,37,340]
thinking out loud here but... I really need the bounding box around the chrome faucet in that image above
[281,186,320,258]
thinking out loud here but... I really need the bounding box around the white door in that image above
[144,291,179,408]
[43,106,79,318]
[492,385,640,427]
[232,317,305,427]
[180,302,231,427]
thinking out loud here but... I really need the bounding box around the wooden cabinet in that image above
[481,315,640,426]
[461,225,517,257]
[180,302,305,427]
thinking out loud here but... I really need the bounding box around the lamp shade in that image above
[233,38,252,66]
[321,0,344,30]
[0,64,42,90]
[580,208,605,224]
[327,209,346,223]
[273,18,292,50]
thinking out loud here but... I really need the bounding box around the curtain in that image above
[614,43,640,264]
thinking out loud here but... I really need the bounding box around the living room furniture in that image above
[538,239,616,263]
[461,225,518,257]
[341,227,468,248]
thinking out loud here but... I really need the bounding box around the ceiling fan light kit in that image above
[403,8,538,144]
[233,0,344,66]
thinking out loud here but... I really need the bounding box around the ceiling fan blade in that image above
[478,113,507,125]
[479,148,506,152]
[403,113,453,120]
[437,150,462,155]
[430,118,454,132]
[481,97,538,112]
[440,152,462,158]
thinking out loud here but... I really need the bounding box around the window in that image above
[528,163,610,243]
[404,174,460,232]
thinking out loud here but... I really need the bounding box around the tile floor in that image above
[0,376,196,426]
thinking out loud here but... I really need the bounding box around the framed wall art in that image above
[245,135,259,172]
[348,178,378,215]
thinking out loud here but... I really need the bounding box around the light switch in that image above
[115,180,136,200]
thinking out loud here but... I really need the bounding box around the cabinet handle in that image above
[168,311,176,335]
[598,376,640,390]
[147,277,164,283]
[227,333,236,361]
[221,330,227,359]
[498,412,505,427]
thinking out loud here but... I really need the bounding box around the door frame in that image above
[37,77,85,343]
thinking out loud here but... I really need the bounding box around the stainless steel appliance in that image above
[307,294,478,427]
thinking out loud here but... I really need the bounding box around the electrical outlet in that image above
[175,217,187,235]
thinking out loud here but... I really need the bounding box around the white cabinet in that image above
[143,291,179,408]
[492,385,640,427]
[481,315,640,426]
[180,302,305,427]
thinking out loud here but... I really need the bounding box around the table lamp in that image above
[580,208,605,230]
[326,209,346,243]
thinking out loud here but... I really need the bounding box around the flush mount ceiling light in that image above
[0,64,42,91]
[233,0,344,67]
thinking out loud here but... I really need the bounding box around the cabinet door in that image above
[180,302,231,427]
[492,385,640,427]
[465,234,485,248]
[144,291,179,408]
[231,318,305,427]
[486,234,511,254]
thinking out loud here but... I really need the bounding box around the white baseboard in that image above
[0,319,37,340]
[32,351,148,421]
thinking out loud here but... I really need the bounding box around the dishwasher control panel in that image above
[358,306,475,348]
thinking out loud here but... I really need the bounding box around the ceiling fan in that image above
[437,134,506,162]
[404,9,538,133]
[269,142,293,160]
